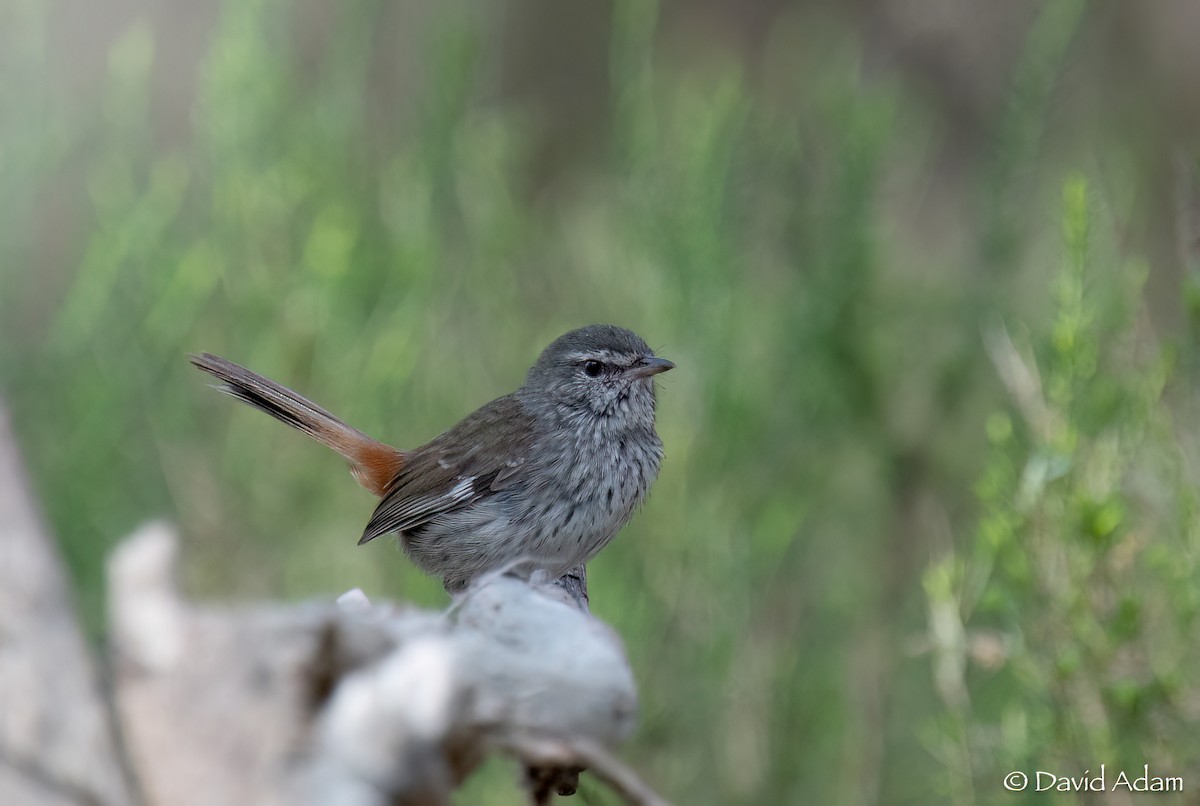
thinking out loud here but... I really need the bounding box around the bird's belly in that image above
[514,446,655,573]
[402,440,658,586]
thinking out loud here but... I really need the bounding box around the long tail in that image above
[189,353,404,497]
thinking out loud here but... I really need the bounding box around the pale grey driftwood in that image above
[107,524,660,806]
[0,403,136,806]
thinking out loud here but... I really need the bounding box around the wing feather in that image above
[358,395,534,544]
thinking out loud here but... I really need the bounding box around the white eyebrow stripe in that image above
[566,349,630,363]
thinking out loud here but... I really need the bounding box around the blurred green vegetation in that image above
[2,1,1199,804]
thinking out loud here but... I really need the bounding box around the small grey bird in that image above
[190,325,673,590]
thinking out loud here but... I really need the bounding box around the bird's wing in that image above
[358,395,536,544]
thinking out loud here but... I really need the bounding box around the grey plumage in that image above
[193,324,672,591]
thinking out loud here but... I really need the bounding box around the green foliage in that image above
[921,178,1197,803]
[0,3,1196,804]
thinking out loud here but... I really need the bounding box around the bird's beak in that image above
[629,356,675,379]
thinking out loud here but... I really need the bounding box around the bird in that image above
[190,324,673,591]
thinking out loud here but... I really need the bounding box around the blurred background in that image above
[3,0,1200,803]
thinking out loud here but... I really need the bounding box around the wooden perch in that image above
[0,403,136,806]
[107,524,662,805]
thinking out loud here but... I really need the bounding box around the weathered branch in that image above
[0,403,137,806]
[107,524,661,805]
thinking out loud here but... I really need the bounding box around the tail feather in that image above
[189,353,404,497]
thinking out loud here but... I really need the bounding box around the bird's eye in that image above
[583,360,603,378]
